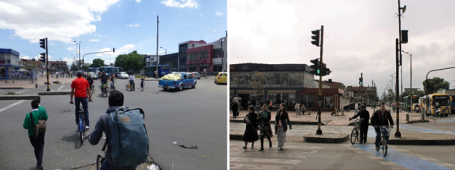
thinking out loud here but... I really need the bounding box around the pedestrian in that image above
[140,78,145,91]
[232,100,239,119]
[354,101,359,114]
[275,103,291,150]
[56,71,58,79]
[295,103,300,115]
[301,104,306,115]
[371,103,394,151]
[269,101,273,111]
[129,74,135,91]
[23,99,48,170]
[258,104,273,151]
[243,105,258,150]
[349,105,370,144]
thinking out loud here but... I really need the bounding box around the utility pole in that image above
[395,38,401,137]
[156,15,159,79]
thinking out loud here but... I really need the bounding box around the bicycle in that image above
[96,137,108,169]
[350,118,362,144]
[100,84,108,97]
[110,81,115,91]
[77,104,87,144]
[379,126,392,156]
[90,84,95,94]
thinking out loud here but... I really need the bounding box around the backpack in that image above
[109,107,149,166]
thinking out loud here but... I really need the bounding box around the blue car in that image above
[158,73,196,91]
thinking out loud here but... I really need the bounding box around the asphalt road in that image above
[0,77,227,170]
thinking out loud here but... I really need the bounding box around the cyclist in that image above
[371,103,394,151]
[86,76,94,91]
[349,105,370,144]
[109,74,116,90]
[100,71,109,93]
[86,90,137,170]
[129,73,135,91]
[70,72,92,130]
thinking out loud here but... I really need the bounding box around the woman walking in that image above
[275,103,292,150]
[258,104,273,151]
[243,105,258,150]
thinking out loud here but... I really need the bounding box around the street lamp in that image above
[402,50,413,112]
[73,41,81,69]
[160,47,167,55]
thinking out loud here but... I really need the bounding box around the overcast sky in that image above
[228,0,455,98]
[0,0,226,67]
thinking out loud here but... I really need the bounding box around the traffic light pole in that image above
[316,25,324,135]
[395,38,401,137]
[46,38,50,91]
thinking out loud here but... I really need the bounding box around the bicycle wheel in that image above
[350,129,357,144]
[96,155,103,170]
[356,128,361,143]
[382,138,387,156]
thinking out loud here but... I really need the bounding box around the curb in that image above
[406,120,430,124]
[38,91,71,95]
[230,119,331,125]
[0,87,24,89]
[0,95,39,100]
[303,133,349,143]
[388,139,455,145]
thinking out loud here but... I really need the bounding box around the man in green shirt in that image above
[23,99,48,170]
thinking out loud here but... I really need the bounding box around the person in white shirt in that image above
[355,101,359,114]
[203,68,207,78]
[129,74,135,91]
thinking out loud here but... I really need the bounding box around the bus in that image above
[423,93,451,117]
[87,67,98,73]
[403,95,419,112]
[98,66,120,77]
[144,65,170,78]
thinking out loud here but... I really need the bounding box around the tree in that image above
[91,58,105,67]
[115,54,127,68]
[70,63,78,71]
[123,51,144,73]
[412,90,425,97]
[251,71,266,104]
[422,77,449,94]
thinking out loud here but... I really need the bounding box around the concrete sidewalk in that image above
[230,107,435,126]
[0,76,74,89]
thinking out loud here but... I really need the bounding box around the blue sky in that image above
[0,0,226,67]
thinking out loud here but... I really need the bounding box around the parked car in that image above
[214,72,227,84]
[119,72,129,79]
[343,103,356,111]
[88,72,98,79]
[191,72,201,79]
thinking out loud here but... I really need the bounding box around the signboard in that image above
[186,45,213,65]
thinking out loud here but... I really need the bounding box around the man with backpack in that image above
[23,99,48,170]
[87,90,149,169]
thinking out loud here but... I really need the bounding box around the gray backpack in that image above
[109,107,149,166]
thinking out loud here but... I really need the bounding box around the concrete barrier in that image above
[38,91,71,95]
[0,95,39,100]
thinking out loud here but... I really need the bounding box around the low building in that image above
[159,53,178,72]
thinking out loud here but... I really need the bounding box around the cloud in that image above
[20,55,31,60]
[161,0,199,9]
[67,47,75,51]
[125,23,140,27]
[215,11,223,16]
[49,43,54,45]
[135,0,141,2]
[89,39,99,42]
[0,0,119,43]
[213,30,216,32]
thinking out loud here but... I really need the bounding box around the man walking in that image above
[129,74,135,91]
[295,103,301,115]
[23,99,48,170]
[350,105,370,144]
[70,72,92,130]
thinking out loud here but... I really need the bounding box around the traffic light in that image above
[401,30,408,44]
[359,77,363,85]
[113,48,115,53]
[39,38,46,49]
[309,58,320,75]
[311,30,320,47]
[321,66,331,76]
[40,53,46,63]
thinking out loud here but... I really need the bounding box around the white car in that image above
[119,72,129,79]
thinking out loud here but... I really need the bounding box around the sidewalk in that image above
[0,76,74,89]
[230,107,435,126]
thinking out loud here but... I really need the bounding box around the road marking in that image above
[16,89,29,94]
[230,157,301,164]
[0,100,24,113]
[57,85,65,91]
[400,125,455,135]
[355,144,452,170]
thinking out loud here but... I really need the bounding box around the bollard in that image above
[406,114,409,121]
[35,84,38,88]
[422,113,425,121]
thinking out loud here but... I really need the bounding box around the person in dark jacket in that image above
[349,105,370,144]
[243,105,258,150]
[258,104,272,151]
[275,103,292,150]
[371,103,394,151]
[232,101,239,119]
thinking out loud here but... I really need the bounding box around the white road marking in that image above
[0,100,24,113]
[16,89,29,94]
[57,85,65,91]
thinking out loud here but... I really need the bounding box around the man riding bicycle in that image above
[87,76,94,91]
[109,74,116,90]
[70,72,92,130]
[86,90,137,170]
[371,103,394,151]
[349,105,370,144]
[100,71,109,92]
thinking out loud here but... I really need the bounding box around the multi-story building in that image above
[48,61,68,72]
[0,48,21,80]
[178,37,227,73]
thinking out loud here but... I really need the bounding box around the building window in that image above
[324,96,333,109]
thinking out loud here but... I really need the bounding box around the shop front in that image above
[0,49,21,80]
[297,88,344,111]
[186,45,213,72]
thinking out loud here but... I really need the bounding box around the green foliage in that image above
[91,58,105,67]
[412,90,425,97]
[251,71,266,97]
[70,63,78,71]
[118,51,144,73]
[422,77,449,94]
[6,92,16,95]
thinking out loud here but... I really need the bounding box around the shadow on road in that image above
[61,132,84,149]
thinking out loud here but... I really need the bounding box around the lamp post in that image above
[160,47,167,55]
[396,0,406,138]
[73,41,81,69]
[402,50,412,112]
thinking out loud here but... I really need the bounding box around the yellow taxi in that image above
[214,72,227,84]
